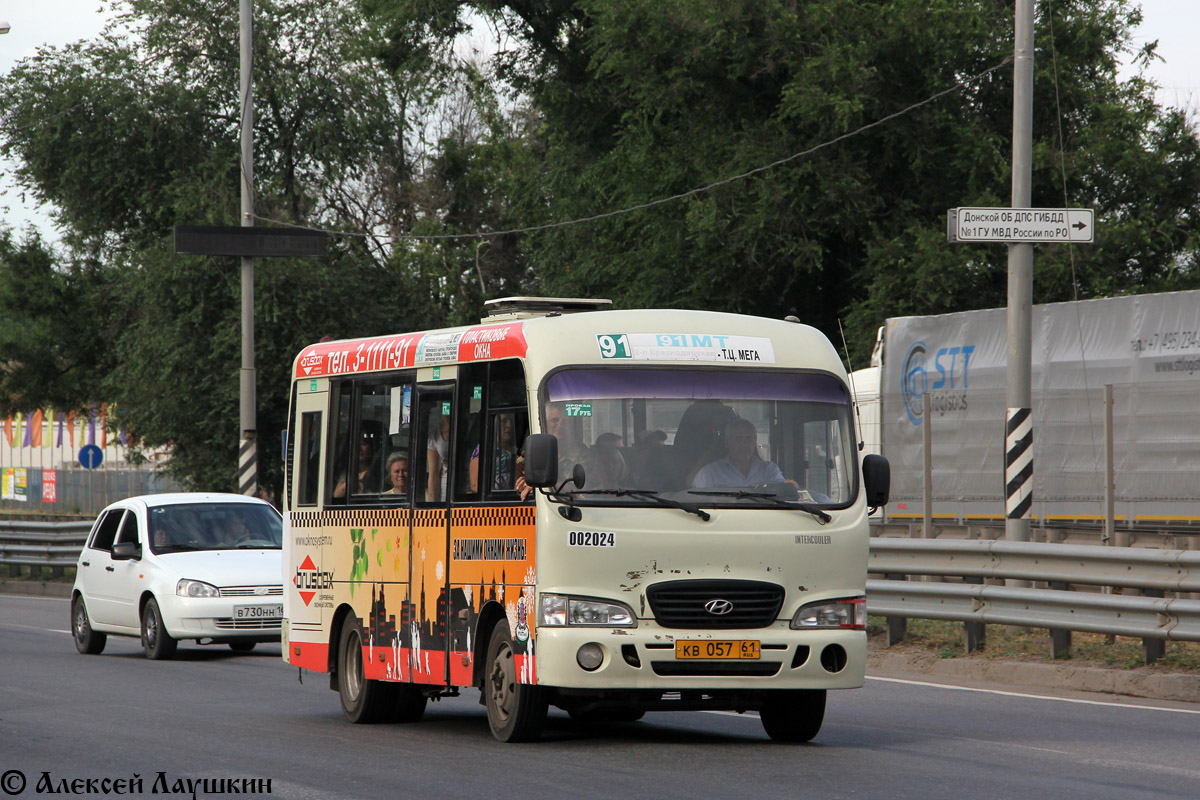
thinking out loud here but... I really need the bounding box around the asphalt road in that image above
[2,594,1199,799]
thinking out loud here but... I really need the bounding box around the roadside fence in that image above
[867,536,1200,663]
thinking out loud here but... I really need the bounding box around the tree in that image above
[0,0,469,492]
[0,230,116,412]
[370,0,1200,362]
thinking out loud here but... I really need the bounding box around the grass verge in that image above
[867,615,1200,672]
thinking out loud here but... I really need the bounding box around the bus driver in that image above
[691,418,787,489]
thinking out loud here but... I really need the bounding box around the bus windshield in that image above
[543,368,855,507]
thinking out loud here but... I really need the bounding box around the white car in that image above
[71,493,284,659]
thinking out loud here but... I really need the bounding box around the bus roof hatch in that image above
[482,296,613,322]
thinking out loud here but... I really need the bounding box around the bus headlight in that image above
[790,597,866,630]
[539,594,637,628]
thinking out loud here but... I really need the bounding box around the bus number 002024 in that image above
[568,531,615,547]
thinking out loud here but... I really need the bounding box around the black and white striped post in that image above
[1005,408,1033,520]
[238,435,257,497]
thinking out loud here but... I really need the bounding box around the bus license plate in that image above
[675,640,760,659]
[234,604,283,620]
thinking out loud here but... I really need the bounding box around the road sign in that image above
[947,207,1094,244]
[174,225,327,258]
[79,444,104,470]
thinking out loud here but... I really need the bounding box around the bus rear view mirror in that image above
[862,454,890,507]
[523,434,558,488]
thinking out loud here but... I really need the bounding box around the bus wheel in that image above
[759,689,826,742]
[337,617,392,724]
[484,622,546,742]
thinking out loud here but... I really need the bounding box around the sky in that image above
[1,0,1198,243]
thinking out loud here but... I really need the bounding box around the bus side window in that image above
[417,391,454,504]
[297,411,321,506]
[485,359,529,501]
[489,411,524,493]
[326,381,353,505]
[455,365,486,502]
[380,381,413,499]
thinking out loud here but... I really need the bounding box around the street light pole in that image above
[238,0,258,497]
[1005,0,1034,545]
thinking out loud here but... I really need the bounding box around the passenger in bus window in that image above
[469,412,519,494]
[585,432,628,490]
[491,413,518,491]
[426,412,450,501]
[382,452,409,495]
[515,402,582,499]
[333,437,380,497]
[691,418,787,488]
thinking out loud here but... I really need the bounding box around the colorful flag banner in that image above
[30,409,44,448]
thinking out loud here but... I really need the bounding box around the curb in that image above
[868,649,1200,705]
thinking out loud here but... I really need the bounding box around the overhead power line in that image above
[255,57,1013,243]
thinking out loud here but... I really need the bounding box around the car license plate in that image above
[675,640,760,659]
[234,604,283,620]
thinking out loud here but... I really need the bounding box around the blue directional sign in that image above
[79,444,104,470]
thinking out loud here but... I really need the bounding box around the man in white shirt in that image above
[691,418,785,488]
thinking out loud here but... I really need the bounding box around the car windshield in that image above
[148,503,283,554]
[542,368,856,508]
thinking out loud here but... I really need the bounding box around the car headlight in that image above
[539,594,636,627]
[790,597,866,630]
[177,579,220,598]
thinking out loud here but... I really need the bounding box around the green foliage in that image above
[0,231,117,412]
[374,0,1200,363]
[0,0,470,493]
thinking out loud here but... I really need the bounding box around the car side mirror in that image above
[523,434,558,488]
[111,541,142,561]
[862,454,890,507]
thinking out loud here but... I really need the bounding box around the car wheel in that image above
[337,617,393,723]
[141,598,178,660]
[228,641,256,653]
[484,622,546,742]
[759,689,826,742]
[72,595,106,655]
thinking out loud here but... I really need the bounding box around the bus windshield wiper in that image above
[687,490,832,524]
[571,488,711,521]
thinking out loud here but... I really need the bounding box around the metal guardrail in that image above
[867,537,1200,643]
[0,520,92,569]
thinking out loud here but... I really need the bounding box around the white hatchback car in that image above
[71,493,283,659]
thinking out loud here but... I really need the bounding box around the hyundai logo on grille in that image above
[704,599,734,615]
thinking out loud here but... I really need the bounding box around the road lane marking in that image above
[867,676,1200,714]
[0,623,70,633]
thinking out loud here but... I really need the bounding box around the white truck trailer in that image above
[850,289,1200,526]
